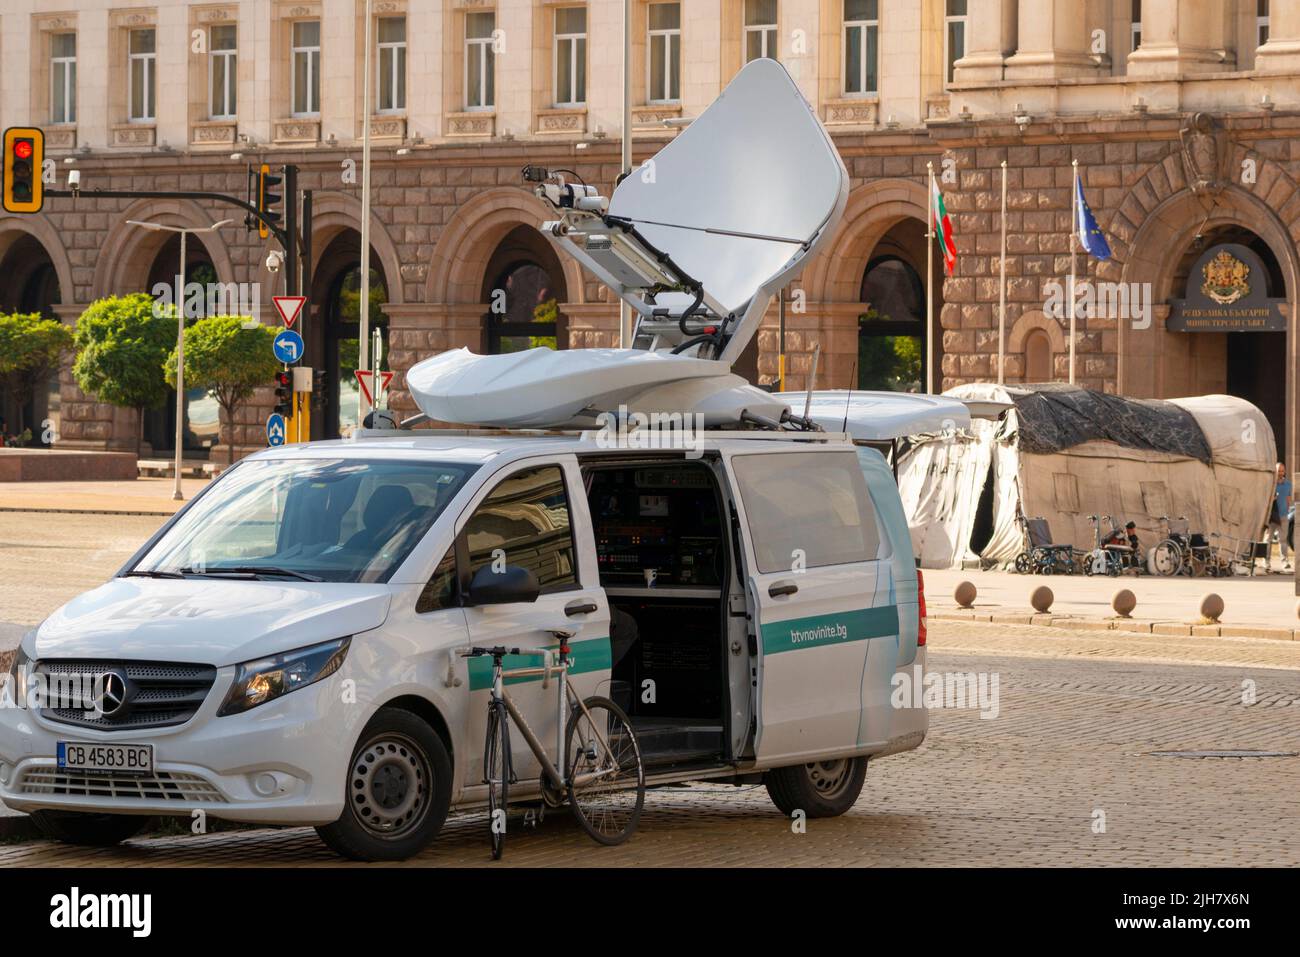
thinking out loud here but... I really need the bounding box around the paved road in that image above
[2,631,1296,867]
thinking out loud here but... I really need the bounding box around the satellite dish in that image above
[606,58,846,360]
[542,57,848,363]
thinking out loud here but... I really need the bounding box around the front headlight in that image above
[6,645,32,711]
[218,637,351,717]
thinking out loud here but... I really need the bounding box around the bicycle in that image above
[459,633,645,860]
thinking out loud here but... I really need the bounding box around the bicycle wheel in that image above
[1152,540,1182,577]
[565,696,645,846]
[484,699,511,860]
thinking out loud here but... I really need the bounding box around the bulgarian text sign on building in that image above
[1167,243,1286,333]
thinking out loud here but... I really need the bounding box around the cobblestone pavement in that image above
[1,646,1296,868]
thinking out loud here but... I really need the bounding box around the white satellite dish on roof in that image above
[407,58,847,430]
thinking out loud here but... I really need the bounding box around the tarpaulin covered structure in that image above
[898,383,1277,569]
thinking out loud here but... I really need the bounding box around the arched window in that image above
[1024,328,1052,382]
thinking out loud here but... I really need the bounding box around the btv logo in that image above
[49,887,151,937]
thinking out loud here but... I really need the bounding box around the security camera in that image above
[266,250,283,273]
[67,169,81,192]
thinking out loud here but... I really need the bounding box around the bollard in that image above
[1199,592,1224,624]
[1031,585,1054,614]
[954,580,977,609]
[1112,588,1136,618]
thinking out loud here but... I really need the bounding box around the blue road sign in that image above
[266,412,287,447]
[273,328,304,364]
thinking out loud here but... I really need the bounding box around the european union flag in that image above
[1075,177,1111,261]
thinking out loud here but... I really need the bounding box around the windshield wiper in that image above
[123,569,185,579]
[182,565,324,582]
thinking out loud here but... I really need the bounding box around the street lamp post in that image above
[125,219,233,501]
[359,0,375,424]
[620,0,632,347]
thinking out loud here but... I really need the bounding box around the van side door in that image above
[457,457,611,790]
[727,448,898,765]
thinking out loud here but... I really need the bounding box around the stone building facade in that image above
[0,0,1296,471]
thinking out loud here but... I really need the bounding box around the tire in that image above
[315,707,452,862]
[30,810,151,847]
[565,695,644,846]
[766,757,868,818]
[485,698,511,861]
[1013,552,1032,575]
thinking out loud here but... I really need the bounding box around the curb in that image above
[932,611,1298,642]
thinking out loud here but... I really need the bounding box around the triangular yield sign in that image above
[355,370,395,407]
[272,295,307,329]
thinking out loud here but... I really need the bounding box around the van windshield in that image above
[130,458,475,584]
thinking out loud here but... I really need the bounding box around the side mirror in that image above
[464,564,540,606]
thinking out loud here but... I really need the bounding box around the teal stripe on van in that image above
[466,637,612,692]
[760,606,899,655]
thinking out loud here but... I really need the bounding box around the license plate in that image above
[57,742,154,775]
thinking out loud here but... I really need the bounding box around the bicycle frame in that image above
[483,649,618,794]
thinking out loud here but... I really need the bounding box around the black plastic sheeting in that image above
[1003,383,1213,464]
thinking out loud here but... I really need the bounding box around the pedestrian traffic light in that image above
[258,163,283,240]
[3,127,44,214]
[273,370,292,416]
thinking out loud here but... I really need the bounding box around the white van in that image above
[0,430,927,860]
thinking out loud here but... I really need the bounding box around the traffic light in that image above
[3,127,44,214]
[273,370,292,416]
[257,163,283,240]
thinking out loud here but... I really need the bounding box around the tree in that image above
[166,315,278,465]
[0,312,74,439]
[73,294,178,456]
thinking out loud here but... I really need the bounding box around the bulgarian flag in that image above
[931,177,957,275]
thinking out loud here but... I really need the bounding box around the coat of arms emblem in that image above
[1200,250,1250,305]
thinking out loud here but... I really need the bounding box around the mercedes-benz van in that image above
[0,429,927,860]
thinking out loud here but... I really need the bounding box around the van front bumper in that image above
[0,673,353,826]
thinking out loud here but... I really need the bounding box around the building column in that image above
[1003,0,1096,79]
[1127,0,1228,76]
[1255,1,1300,73]
[952,0,1017,83]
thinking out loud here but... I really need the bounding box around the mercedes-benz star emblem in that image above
[94,672,128,717]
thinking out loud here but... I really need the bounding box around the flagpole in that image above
[1069,159,1078,385]
[999,159,1007,385]
[926,161,935,395]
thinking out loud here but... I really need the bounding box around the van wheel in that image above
[765,757,867,818]
[30,810,152,846]
[316,708,452,862]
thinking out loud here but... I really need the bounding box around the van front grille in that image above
[34,659,217,731]
[18,767,226,803]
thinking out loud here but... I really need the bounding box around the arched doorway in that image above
[310,231,389,439]
[857,220,929,392]
[480,225,568,353]
[141,234,220,457]
[1169,225,1288,460]
[0,234,63,445]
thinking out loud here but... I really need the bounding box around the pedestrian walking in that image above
[1266,462,1292,571]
